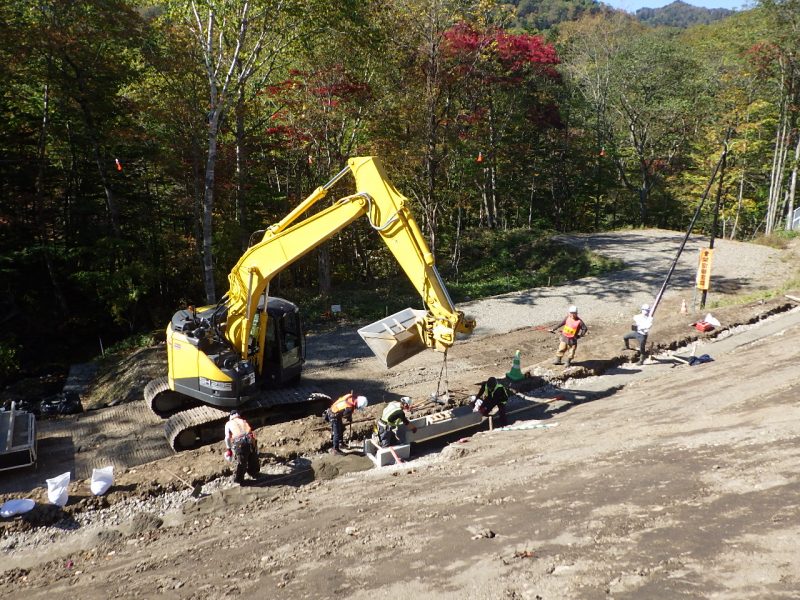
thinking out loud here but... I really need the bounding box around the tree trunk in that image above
[235,79,249,251]
[767,90,789,234]
[35,83,69,315]
[202,111,222,304]
[784,132,800,230]
[487,98,499,229]
[731,165,745,240]
[79,96,121,237]
[317,244,331,296]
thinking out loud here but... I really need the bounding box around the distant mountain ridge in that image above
[635,0,735,27]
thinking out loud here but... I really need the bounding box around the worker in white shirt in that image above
[623,304,653,365]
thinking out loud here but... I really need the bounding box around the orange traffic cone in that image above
[680,299,687,314]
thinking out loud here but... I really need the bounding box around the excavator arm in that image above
[224,156,475,370]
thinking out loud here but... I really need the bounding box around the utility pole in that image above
[700,140,729,309]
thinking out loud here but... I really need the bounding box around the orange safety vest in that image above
[561,315,582,339]
[228,417,252,439]
[330,394,356,415]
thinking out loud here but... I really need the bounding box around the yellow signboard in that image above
[696,248,713,291]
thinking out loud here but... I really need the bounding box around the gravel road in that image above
[305,228,787,366]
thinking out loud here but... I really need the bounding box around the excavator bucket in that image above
[358,308,428,368]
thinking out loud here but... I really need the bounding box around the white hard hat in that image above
[229,410,240,420]
[568,305,578,313]
[400,396,412,407]
[355,396,368,409]
[641,303,650,312]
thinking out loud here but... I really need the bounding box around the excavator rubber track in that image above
[165,404,229,451]
[162,384,328,451]
[144,376,198,418]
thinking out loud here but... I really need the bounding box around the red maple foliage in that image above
[443,22,561,81]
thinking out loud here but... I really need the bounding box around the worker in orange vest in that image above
[324,392,368,455]
[550,305,588,367]
[224,410,260,484]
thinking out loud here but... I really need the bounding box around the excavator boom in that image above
[149,156,474,450]
[224,156,474,369]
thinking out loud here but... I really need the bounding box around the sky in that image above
[603,0,753,11]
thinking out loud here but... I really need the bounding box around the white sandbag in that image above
[90,466,114,496]
[703,314,721,328]
[0,498,35,518]
[46,472,70,507]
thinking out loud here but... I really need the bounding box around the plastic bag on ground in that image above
[90,466,114,496]
[46,471,70,507]
[0,498,36,518]
[703,314,721,328]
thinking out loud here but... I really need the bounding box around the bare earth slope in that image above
[1,229,799,599]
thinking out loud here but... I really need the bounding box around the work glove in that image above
[224,449,233,462]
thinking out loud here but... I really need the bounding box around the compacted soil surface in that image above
[1,229,799,599]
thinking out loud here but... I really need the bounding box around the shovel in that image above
[163,468,203,498]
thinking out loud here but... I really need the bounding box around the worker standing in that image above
[325,392,368,455]
[474,376,510,426]
[224,410,260,485]
[375,397,418,447]
[550,305,588,367]
[623,303,653,365]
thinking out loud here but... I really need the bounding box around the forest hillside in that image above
[1,0,798,383]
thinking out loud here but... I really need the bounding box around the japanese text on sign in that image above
[696,248,713,290]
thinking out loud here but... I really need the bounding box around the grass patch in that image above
[443,229,623,301]
[707,274,800,309]
[290,229,623,329]
[752,230,799,249]
[97,332,157,362]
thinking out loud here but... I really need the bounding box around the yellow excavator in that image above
[145,156,475,450]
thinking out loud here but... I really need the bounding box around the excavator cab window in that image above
[260,300,304,386]
[280,310,303,369]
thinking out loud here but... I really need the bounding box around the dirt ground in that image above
[1,230,799,599]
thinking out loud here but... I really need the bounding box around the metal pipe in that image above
[322,164,352,191]
[651,138,730,318]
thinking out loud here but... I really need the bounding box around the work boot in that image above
[637,358,645,366]
[552,357,562,365]
[564,359,571,368]
[329,447,344,456]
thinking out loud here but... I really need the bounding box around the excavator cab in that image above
[259,297,305,387]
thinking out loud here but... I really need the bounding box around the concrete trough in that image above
[399,405,484,444]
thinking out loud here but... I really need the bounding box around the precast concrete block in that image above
[364,438,411,467]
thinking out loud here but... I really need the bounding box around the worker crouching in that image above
[473,376,510,426]
[324,392,368,455]
[224,410,260,485]
[375,397,418,447]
